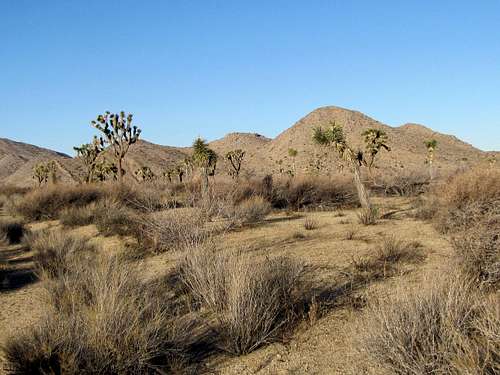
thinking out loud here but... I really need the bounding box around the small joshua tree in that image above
[313,122,372,211]
[288,148,298,174]
[73,137,104,183]
[362,128,390,178]
[33,163,49,186]
[91,111,141,182]
[225,149,245,179]
[175,165,185,183]
[163,169,173,183]
[192,138,217,194]
[135,166,155,182]
[32,161,57,186]
[94,159,118,181]
[424,139,438,180]
[183,156,194,180]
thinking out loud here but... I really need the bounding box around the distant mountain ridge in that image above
[1,106,496,186]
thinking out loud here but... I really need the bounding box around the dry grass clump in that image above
[355,277,500,375]
[351,237,426,281]
[419,169,500,289]
[303,217,319,230]
[373,170,429,197]
[28,229,96,280]
[93,199,139,237]
[451,212,500,288]
[223,195,271,227]
[357,206,379,225]
[138,208,209,253]
[179,246,304,354]
[0,218,26,245]
[3,255,195,374]
[272,176,357,210]
[13,184,105,220]
[59,203,98,227]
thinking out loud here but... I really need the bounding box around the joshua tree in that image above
[192,138,217,193]
[94,160,118,181]
[91,111,141,182]
[361,128,390,178]
[313,122,371,210]
[424,139,438,180]
[183,156,194,180]
[225,149,246,179]
[73,137,104,183]
[32,160,57,186]
[135,166,155,182]
[174,165,185,183]
[287,148,298,174]
[163,169,173,183]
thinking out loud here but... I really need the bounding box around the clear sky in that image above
[1,0,499,155]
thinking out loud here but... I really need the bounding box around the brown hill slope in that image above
[1,106,495,185]
[265,106,487,176]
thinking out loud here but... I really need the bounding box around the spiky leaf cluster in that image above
[192,138,218,176]
[361,128,390,170]
[94,160,118,181]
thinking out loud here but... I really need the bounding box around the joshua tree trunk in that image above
[117,157,123,182]
[352,164,371,210]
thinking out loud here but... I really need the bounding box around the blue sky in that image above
[1,0,499,154]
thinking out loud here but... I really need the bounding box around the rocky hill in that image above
[1,106,494,186]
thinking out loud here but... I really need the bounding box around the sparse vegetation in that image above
[303,217,318,230]
[355,277,499,375]
[179,246,304,354]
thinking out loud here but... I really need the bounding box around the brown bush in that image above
[3,255,197,374]
[223,195,271,227]
[372,170,429,197]
[0,218,26,245]
[28,230,96,280]
[13,184,105,221]
[355,277,500,375]
[179,246,304,354]
[93,198,139,237]
[451,211,500,288]
[272,176,357,210]
[137,208,209,253]
[59,204,97,227]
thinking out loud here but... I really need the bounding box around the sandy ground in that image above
[0,197,454,374]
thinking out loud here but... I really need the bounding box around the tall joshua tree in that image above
[175,165,185,183]
[361,128,390,178]
[192,138,217,194]
[313,122,371,210]
[225,149,245,179]
[288,148,298,175]
[424,139,438,180]
[73,137,104,183]
[91,111,141,182]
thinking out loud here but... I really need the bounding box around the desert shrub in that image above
[3,255,195,374]
[303,217,319,230]
[372,170,429,197]
[451,211,500,288]
[223,195,271,226]
[0,218,26,245]
[137,208,209,252]
[355,277,500,375]
[419,169,500,289]
[179,246,304,354]
[357,206,379,225]
[59,204,97,227]
[272,176,357,210]
[0,184,30,197]
[351,238,425,281]
[28,230,96,280]
[14,184,105,220]
[93,198,139,237]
